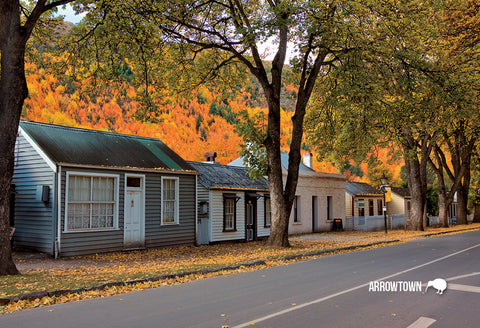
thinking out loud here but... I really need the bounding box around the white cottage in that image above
[229,152,346,234]
[189,156,270,244]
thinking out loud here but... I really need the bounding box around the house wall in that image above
[289,175,346,234]
[144,172,196,249]
[59,167,195,257]
[257,193,270,238]
[388,192,406,216]
[200,188,269,243]
[12,133,56,254]
[346,195,384,218]
[196,184,211,244]
[210,190,245,242]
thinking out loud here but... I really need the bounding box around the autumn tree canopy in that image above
[305,0,480,230]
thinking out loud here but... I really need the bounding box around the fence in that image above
[345,214,406,231]
[428,214,474,226]
[345,213,475,232]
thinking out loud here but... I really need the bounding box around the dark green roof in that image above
[188,161,269,191]
[20,121,193,172]
[346,182,383,196]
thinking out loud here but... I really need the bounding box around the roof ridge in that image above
[20,120,166,144]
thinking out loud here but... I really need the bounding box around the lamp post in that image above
[380,173,390,234]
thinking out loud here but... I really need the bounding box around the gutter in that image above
[55,162,198,175]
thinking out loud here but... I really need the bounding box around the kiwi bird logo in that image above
[425,278,447,294]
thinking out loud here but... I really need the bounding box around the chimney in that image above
[303,152,313,168]
[204,151,217,163]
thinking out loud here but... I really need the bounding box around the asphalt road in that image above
[1,230,479,328]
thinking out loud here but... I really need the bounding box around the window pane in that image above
[265,198,271,226]
[66,175,116,231]
[224,198,235,230]
[162,179,177,224]
[127,177,141,188]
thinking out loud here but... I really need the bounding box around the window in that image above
[327,196,332,221]
[265,196,272,227]
[369,199,374,216]
[127,177,141,188]
[162,177,179,225]
[358,199,365,217]
[294,196,300,222]
[66,173,118,231]
[223,194,237,231]
[377,199,383,215]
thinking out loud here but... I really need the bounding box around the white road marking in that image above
[447,283,480,293]
[446,272,480,281]
[406,316,436,328]
[231,243,480,328]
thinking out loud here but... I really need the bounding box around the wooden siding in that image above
[210,190,245,242]
[197,185,210,219]
[12,133,55,254]
[59,168,195,257]
[145,173,196,248]
[257,193,270,237]
[59,168,124,257]
[388,192,406,216]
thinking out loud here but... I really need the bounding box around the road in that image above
[1,230,479,328]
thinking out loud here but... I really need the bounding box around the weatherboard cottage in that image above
[12,121,197,257]
[189,154,270,244]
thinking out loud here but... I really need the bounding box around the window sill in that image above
[63,228,120,233]
[293,222,302,225]
[161,222,180,226]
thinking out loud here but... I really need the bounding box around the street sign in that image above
[385,187,391,202]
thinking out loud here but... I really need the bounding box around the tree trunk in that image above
[0,1,27,275]
[473,202,480,223]
[437,191,450,227]
[404,156,425,231]
[402,130,429,231]
[455,153,471,225]
[264,99,290,247]
[456,184,468,225]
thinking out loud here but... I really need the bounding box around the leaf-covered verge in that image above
[1,224,479,314]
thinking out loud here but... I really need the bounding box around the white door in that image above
[124,179,145,248]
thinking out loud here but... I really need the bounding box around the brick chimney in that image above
[204,151,217,163]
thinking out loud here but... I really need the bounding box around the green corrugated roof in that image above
[188,161,269,191]
[20,121,193,172]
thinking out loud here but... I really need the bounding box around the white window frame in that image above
[294,196,301,223]
[161,176,180,225]
[264,196,272,227]
[64,171,119,233]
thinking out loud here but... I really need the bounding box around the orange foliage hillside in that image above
[22,59,399,180]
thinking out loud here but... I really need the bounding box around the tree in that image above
[305,0,441,230]
[0,0,79,275]
[102,0,367,246]
[427,0,480,226]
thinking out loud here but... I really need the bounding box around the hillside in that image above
[21,57,316,168]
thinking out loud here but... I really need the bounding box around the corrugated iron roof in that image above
[391,187,411,198]
[346,182,383,196]
[228,152,315,172]
[188,161,269,191]
[20,121,193,172]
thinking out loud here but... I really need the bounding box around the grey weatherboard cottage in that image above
[12,121,197,257]
[188,160,270,245]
